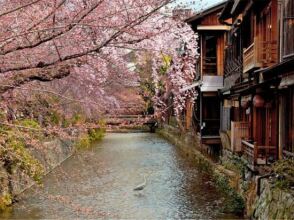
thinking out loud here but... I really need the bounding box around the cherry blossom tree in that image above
[0,0,202,212]
[0,0,199,121]
[0,0,165,87]
[122,14,199,126]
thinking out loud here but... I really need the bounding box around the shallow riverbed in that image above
[1,133,240,219]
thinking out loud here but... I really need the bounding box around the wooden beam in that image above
[197,25,231,31]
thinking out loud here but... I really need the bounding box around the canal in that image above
[1,133,239,219]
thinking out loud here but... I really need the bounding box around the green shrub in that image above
[222,156,246,178]
[70,113,86,125]
[0,111,6,121]
[50,111,61,125]
[88,128,105,142]
[97,119,106,128]
[6,137,44,184]
[61,117,71,128]
[17,118,40,129]
[0,193,12,211]
[272,159,294,189]
[75,135,91,149]
[214,172,245,214]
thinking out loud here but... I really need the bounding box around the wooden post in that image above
[186,101,193,130]
[253,142,258,165]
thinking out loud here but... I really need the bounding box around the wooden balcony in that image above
[243,42,259,73]
[242,139,277,169]
[223,46,243,88]
[243,37,278,74]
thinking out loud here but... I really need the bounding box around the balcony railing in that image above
[243,42,259,73]
[203,57,217,75]
[223,46,243,88]
[243,37,278,74]
[241,139,277,167]
[231,121,249,152]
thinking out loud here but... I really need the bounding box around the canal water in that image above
[1,133,239,219]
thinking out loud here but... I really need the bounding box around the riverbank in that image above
[157,124,294,219]
[0,126,105,210]
[0,138,75,210]
[157,125,245,215]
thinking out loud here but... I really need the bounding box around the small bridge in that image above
[143,119,158,133]
[105,115,158,132]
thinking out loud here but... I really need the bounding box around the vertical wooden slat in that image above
[253,142,258,165]
[231,121,249,152]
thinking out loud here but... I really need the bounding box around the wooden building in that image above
[186,2,228,151]
[219,0,294,170]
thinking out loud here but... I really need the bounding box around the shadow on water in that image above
[1,133,242,219]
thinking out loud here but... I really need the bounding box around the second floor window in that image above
[283,0,294,59]
[202,34,217,75]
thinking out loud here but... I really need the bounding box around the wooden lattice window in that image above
[283,0,294,59]
[285,87,294,153]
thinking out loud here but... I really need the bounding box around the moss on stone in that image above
[213,171,245,214]
[6,137,44,184]
[16,118,40,129]
[88,128,105,143]
[0,193,12,211]
[75,134,91,149]
[158,127,245,215]
[76,126,105,149]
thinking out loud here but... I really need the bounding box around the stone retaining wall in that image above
[220,136,294,219]
[0,138,75,208]
[157,125,245,215]
[253,179,294,219]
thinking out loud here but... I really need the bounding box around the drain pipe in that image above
[256,174,273,196]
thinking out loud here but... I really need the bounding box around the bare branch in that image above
[0,0,106,55]
[0,0,43,18]
[1,1,168,74]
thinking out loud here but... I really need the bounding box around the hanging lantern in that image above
[253,94,265,108]
[241,96,251,108]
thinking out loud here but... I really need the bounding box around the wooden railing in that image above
[242,139,277,166]
[259,40,278,66]
[231,122,249,152]
[242,140,256,165]
[243,42,258,73]
[243,37,277,74]
[224,46,243,88]
[203,57,217,75]
[224,46,243,77]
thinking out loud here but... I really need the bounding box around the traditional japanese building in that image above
[185,2,229,152]
[218,0,294,170]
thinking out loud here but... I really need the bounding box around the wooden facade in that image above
[218,0,294,169]
[186,2,227,147]
[184,0,293,166]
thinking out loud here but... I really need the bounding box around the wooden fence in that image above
[231,121,249,152]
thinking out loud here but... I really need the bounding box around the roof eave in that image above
[185,1,228,24]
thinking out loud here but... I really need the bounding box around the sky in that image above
[171,0,225,12]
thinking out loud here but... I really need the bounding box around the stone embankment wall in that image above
[221,140,294,219]
[158,125,245,215]
[253,179,294,219]
[158,125,294,219]
[0,138,75,208]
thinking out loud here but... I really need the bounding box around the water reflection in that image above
[1,133,239,219]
